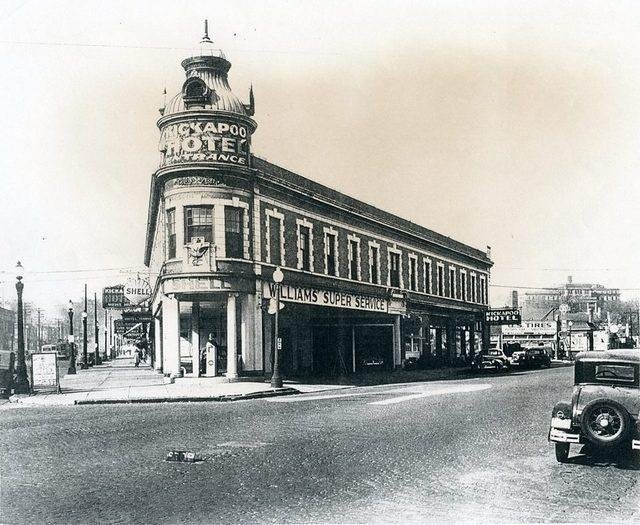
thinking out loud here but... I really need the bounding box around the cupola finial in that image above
[201,19,212,44]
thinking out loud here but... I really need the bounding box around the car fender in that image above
[550,401,573,430]
[575,385,639,422]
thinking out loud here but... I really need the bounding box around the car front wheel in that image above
[555,443,570,463]
[580,399,631,448]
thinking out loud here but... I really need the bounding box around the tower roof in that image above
[161,20,252,117]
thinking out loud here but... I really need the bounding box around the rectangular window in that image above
[424,260,432,294]
[471,274,477,302]
[594,364,635,384]
[349,239,360,280]
[225,207,244,259]
[437,264,444,296]
[269,216,282,265]
[369,245,379,284]
[480,276,487,304]
[325,232,337,276]
[409,257,417,291]
[299,226,311,271]
[184,206,213,244]
[449,268,456,298]
[166,208,176,259]
[461,272,467,302]
[390,252,401,288]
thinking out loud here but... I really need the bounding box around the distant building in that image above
[523,275,620,320]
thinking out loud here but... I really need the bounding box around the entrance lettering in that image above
[159,118,252,168]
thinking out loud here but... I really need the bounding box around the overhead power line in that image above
[0,40,194,51]
[0,266,143,275]
[490,283,640,291]
[0,39,343,57]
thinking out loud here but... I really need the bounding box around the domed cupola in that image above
[157,21,256,174]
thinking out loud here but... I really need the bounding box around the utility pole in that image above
[103,308,108,361]
[94,292,100,365]
[37,308,41,351]
[82,284,88,368]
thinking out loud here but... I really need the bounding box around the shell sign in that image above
[124,276,152,305]
[158,118,252,168]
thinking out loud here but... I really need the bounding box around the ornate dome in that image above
[161,22,253,117]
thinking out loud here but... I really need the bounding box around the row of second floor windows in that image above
[265,213,488,305]
[166,205,245,260]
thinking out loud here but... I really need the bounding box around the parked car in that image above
[471,349,511,372]
[0,351,15,398]
[548,350,640,463]
[511,347,551,369]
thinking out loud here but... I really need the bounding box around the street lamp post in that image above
[271,267,284,388]
[67,300,76,375]
[14,261,30,394]
[103,324,108,362]
[554,314,561,360]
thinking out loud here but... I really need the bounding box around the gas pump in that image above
[204,336,217,377]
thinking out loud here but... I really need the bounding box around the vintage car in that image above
[471,349,511,372]
[549,350,640,462]
[511,347,551,369]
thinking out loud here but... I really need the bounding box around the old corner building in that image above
[143,26,493,381]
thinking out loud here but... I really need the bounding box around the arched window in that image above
[182,78,208,107]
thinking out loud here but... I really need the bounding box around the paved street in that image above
[0,366,638,524]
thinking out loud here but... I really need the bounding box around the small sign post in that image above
[31,352,60,393]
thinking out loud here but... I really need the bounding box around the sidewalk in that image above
[5,357,574,408]
[6,357,350,407]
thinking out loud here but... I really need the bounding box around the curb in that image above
[73,387,300,405]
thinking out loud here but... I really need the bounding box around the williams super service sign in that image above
[263,283,388,313]
[485,308,522,325]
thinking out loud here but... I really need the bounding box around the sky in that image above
[1,0,640,320]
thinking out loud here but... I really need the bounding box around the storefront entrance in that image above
[178,298,228,376]
[312,324,393,376]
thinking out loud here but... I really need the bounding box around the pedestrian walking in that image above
[134,349,140,367]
